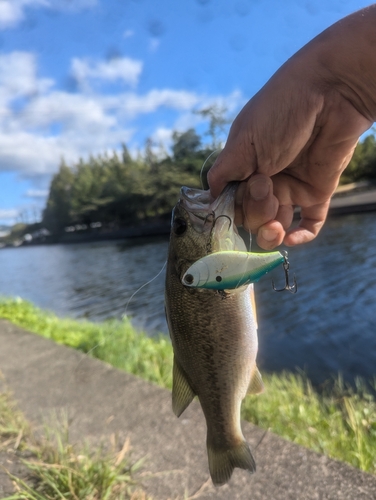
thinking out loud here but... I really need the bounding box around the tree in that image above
[195,104,230,149]
[172,128,201,160]
[43,160,75,232]
[342,134,376,183]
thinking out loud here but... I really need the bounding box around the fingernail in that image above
[260,228,278,242]
[249,179,270,201]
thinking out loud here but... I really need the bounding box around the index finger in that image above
[283,202,330,246]
[207,146,256,198]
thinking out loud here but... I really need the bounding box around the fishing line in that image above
[200,149,220,190]
[73,260,167,372]
[121,260,167,321]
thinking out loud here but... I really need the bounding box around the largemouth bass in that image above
[165,183,264,486]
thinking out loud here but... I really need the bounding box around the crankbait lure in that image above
[182,250,285,290]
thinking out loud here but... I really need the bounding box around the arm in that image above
[208,5,376,249]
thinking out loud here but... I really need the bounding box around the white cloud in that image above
[0,52,53,102]
[0,0,97,30]
[71,57,143,90]
[25,189,49,198]
[0,50,243,180]
[19,91,116,130]
[0,208,19,220]
[0,0,48,29]
[113,89,200,118]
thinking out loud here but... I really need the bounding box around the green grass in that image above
[0,297,173,389]
[0,391,149,500]
[1,297,376,475]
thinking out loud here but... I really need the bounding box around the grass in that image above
[1,297,376,476]
[0,390,149,500]
[0,297,173,389]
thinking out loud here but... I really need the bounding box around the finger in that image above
[283,201,329,246]
[207,143,256,198]
[275,204,294,231]
[241,174,278,233]
[256,220,285,250]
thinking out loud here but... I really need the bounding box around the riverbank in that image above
[1,311,376,499]
[2,185,376,249]
[0,220,171,249]
[1,298,376,477]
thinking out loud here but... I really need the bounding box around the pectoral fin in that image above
[172,357,196,417]
[247,366,264,395]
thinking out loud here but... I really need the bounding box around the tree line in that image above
[43,129,214,233]
[41,129,376,235]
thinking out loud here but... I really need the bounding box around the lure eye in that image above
[173,217,187,236]
[184,274,194,285]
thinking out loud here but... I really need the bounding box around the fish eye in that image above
[173,217,187,236]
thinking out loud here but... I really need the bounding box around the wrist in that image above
[302,5,376,121]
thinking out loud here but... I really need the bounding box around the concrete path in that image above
[329,188,376,215]
[1,320,376,499]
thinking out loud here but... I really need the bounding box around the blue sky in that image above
[0,0,371,225]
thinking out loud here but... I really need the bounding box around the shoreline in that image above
[2,188,376,249]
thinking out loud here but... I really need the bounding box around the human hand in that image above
[208,8,375,250]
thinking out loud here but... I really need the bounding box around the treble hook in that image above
[272,251,297,293]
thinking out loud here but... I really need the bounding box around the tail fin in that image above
[207,440,256,486]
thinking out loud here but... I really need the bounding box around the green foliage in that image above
[342,134,376,183]
[195,105,230,149]
[242,373,376,473]
[37,115,376,233]
[42,135,214,233]
[172,128,201,160]
[43,160,75,233]
[2,298,376,475]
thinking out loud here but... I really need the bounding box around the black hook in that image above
[272,251,297,294]
[213,214,232,230]
[207,213,232,253]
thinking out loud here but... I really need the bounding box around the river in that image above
[1,212,376,387]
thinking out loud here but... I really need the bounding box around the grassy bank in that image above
[0,391,149,499]
[1,298,375,475]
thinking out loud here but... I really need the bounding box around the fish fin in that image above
[172,357,195,417]
[207,440,256,486]
[247,367,264,395]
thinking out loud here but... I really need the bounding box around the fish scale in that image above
[165,183,264,486]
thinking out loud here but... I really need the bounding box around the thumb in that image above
[208,142,257,198]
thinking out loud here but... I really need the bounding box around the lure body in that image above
[182,250,284,290]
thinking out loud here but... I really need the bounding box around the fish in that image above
[165,182,264,486]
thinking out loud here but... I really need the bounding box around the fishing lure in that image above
[182,250,285,290]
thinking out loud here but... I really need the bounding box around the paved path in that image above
[329,188,376,215]
[1,320,376,499]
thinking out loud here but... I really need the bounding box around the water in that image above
[1,213,376,386]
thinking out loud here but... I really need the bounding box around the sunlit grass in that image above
[0,297,173,389]
[1,297,376,475]
[0,391,149,500]
[242,372,376,473]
